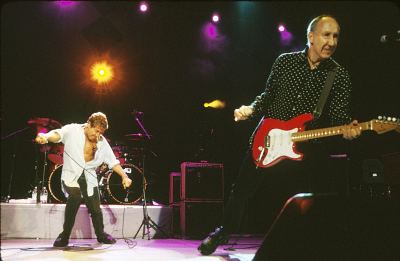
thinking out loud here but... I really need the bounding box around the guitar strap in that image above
[312,66,338,120]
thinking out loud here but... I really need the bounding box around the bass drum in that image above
[48,164,67,203]
[104,163,146,204]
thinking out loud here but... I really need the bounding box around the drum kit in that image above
[27,117,154,205]
[28,112,168,239]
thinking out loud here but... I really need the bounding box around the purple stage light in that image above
[199,21,228,54]
[55,1,78,9]
[280,31,293,46]
[277,24,293,45]
[204,23,218,39]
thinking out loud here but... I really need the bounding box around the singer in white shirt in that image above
[35,112,132,247]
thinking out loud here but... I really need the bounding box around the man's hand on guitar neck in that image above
[234,105,254,121]
[343,120,362,140]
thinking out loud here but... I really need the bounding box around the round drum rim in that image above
[105,163,146,204]
[48,164,66,203]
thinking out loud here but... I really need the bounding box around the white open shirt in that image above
[48,123,119,197]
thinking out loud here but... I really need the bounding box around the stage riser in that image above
[1,203,172,239]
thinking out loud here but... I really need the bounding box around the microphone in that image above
[124,189,130,203]
[131,110,144,116]
[380,30,400,43]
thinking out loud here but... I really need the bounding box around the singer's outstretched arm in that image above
[112,164,132,189]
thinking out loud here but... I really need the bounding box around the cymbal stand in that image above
[132,112,169,239]
[39,147,48,203]
[1,127,30,202]
[4,148,17,203]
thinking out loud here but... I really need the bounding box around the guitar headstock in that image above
[370,116,400,134]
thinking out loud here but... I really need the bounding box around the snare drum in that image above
[104,163,146,204]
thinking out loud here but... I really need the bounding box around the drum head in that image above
[48,165,67,203]
[105,163,145,204]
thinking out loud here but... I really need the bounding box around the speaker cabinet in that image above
[169,172,181,204]
[253,193,400,261]
[180,162,224,201]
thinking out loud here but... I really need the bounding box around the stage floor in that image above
[1,236,261,261]
[1,202,172,239]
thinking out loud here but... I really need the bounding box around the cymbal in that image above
[124,133,151,141]
[124,133,145,137]
[28,118,62,132]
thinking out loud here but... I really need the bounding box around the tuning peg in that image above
[387,117,392,121]
[378,116,382,120]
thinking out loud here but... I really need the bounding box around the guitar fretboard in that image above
[291,121,372,142]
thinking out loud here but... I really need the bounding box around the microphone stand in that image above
[132,112,169,239]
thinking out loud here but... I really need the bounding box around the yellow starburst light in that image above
[90,61,114,85]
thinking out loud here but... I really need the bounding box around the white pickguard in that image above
[260,128,301,166]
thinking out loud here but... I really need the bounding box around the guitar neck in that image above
[291,121,371,142]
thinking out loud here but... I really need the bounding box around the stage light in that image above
[56,1,75,7]
[82,53,124,95]
[212,14,220,23]
[90,61,114,85]
[204,100,226,109]
[278,23,293,46]
[139,2,148,12]
[54,0,78,10]
[203,23,218,40]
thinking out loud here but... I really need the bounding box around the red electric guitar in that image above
[252,113,400,168]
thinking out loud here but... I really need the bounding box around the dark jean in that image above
[223,144,332,235]
[60,172,105,239]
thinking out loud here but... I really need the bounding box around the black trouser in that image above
[222,144,330,235]
[61,173,104,239]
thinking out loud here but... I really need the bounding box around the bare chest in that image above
[84,140,97,162]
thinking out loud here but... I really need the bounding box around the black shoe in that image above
[198,226,228,255]
[53,233,69,247]
[97,233,116,244]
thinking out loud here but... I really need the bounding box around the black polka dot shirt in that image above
[250,48,352,130]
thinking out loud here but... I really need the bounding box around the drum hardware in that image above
[48,143,64,165]
[49,164,107,204]
[103,164,146,204]
[1,126,31,202]
[48,153,63,165]
[27,118,62,153]
[124,133,152,141]
[112,143,148,165]
[48,165,67,203]
[96,163,111,204]
[131,110,169,239]
[27,117,62,130]
[27,117,63,202]
[48,163,146,204]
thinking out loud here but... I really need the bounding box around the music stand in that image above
[132,111,169,239]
